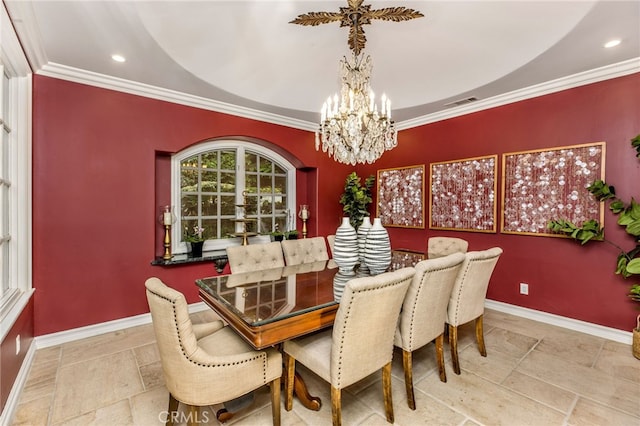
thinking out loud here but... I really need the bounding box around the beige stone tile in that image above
[33,345,62,364]
[456,343,519,384]
[535,328,604,367]
[416,367,566,425]
[502,370,577,413]
[19,359,58,404]
[12,394,53,426]
[593,340,640,383]
[390,343,443,386]
[60,324,155,366]
[517,349,639,416]
[358,375,466,426]
[130,386,172,425]
[51,349,144,423]
[485,327,539,359]
[53,399,133,425]
[462,419,482,426]
[231,399,305,426]
[483,309,557,340]
[134,342,160,367]
[140,360,165,390]
[567,397,640,426]
[357,412,397,426]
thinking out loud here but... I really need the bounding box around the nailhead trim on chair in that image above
[147,288,269,383]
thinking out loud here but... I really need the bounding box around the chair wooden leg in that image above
[284,353,295,411]
[435,333,447,382]
[331,386,342,426]
[475,315,487,357]
[402,350,416,410]
[270,377,281,426]
[449,324,461,375]
[165,393,179,426]
[382,362,394,423]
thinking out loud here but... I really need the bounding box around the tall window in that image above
[172,140,296,253]
[0,6,33,338]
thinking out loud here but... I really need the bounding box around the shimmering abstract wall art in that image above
[430,155,497,232]
[377,165,425,228]
[501,142,605,236]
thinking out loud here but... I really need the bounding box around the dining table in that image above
[195,249,425,413]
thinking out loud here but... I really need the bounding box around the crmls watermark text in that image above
[159,410,210,424]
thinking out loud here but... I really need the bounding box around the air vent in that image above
[444,96,478,107]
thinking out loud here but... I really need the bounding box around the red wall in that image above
[32,73,639,336]
[359,72,640,331]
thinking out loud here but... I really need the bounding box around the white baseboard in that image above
[0,341,36,426]
[35,301,210,349]
[485,299,633,345]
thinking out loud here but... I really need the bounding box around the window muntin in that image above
[172,141,296,253]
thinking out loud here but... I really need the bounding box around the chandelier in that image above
[291,0,423,165]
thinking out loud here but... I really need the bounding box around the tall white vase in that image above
[364,218,391,275]
[357,216,372,263]
[333,217,358,274]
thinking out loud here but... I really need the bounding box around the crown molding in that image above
[37,63,317,132]
[396,57,640,130]
[37,58,639,134]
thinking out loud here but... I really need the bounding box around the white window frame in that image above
[0,6,34,341]
[171,139,296,254]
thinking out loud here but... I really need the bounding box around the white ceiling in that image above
[4,1,640,130]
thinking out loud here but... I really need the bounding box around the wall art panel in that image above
[501,142,605,236]
[376,165,425,228]
[430,155,497,232]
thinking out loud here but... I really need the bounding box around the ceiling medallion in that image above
[291,0,423,164]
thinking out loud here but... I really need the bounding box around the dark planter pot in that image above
[271,234,284,242]
[189,241,204,258]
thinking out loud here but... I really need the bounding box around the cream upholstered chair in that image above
[281,236,329,265]
[145,277,282,426]
[326,234,336,258]
[427,237,469,259]
[394,252,465,409]
[226,241,285,273]
[446,247,503,375]
[283,268,414,426]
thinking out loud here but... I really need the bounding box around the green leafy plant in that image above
[548,134,640,302]
[285,230,299,240]
[339,172,375,230]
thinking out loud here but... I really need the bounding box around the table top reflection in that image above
[196,250,425,349]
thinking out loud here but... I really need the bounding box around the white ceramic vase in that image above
[364,218,391,275]
[333,217,359,274]
[357,216,372,263]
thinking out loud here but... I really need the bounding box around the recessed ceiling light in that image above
[604,39,621,48]
[111,54,126,63]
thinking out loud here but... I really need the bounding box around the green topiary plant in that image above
[339,172,375,230]
[548,134,640,303]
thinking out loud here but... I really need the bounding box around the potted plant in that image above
[339,171,375,230]
[548,133,640,358]
[270,224,284,241]
[184,225,206,257]
[285,230,299,240]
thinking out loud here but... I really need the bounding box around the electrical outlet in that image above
[519,282,529,295]
[15,334,20,355]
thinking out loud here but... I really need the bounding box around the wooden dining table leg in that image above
[293,371,322,410]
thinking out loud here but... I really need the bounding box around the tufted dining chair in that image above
[226,241,285,273]
[283,267,414,426]
[281,236,330,265]
[446,247,503,374]
[394,252,465,409]
[427,237,469,259]
[145,277,282,426]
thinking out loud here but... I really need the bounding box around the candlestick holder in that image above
[158,205,177,260]
[298,204,310,238]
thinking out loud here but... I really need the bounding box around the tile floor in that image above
[12,308,640,425]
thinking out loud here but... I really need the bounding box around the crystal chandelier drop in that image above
[315,54,397,165]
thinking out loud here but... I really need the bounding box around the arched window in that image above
[171,140,296,253]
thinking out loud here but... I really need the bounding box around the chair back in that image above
[331,267,414,388]
[396,252,465,351]
[447,247,503,326]
[281,237,329,265]
[326,234,336,257]
[226,241,285,273]
[145,277,203,395]
[427,237,469,259]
